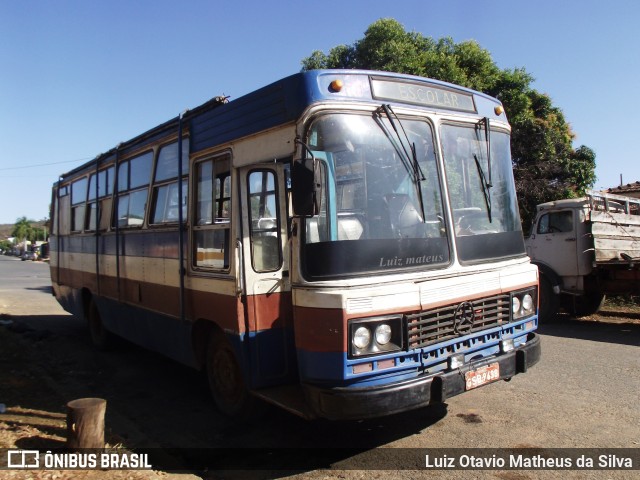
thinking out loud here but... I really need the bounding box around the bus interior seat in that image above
[384,193,423,236]
[337,215,364,240]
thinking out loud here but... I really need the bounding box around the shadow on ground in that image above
[536,314,640,347]
[0,313,448,478]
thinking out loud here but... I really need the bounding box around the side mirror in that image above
[291,158,321,217]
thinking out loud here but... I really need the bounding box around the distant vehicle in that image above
[526,190,640,321]
[22,251,37,261]
[39,242,50,260]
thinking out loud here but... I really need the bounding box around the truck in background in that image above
[525,191,640,321]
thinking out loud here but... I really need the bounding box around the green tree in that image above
[12,217,31,242]
[11,216,38,244]
[301,18,596,230]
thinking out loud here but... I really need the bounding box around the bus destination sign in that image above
[370,77,476,113]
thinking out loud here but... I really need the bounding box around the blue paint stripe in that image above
[297,318,538,388]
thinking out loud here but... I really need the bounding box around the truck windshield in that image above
[441,124,525,263]
[301,113,449,279]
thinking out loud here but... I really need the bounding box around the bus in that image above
[50,70,540,420]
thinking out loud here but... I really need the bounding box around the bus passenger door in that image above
[239,164,294,388]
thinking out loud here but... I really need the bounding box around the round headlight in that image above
[353,326,371,350]
[512,296,521,314]
[375,324,392,345]
[522,294,534,312]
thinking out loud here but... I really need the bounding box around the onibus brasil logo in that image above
[5,450,152,469]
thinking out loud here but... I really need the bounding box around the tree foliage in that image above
[11,216,45,244]
[301,18,596,230]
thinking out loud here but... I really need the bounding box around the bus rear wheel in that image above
[87,299,115,350]
[206,333,254,418]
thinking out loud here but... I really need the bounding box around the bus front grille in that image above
[405,294,511,350]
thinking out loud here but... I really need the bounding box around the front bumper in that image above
[303,332,541,420]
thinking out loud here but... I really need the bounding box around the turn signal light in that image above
[329,79,344,92]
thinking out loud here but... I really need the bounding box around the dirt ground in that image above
[1,260,639,479]
[0,311,201,480]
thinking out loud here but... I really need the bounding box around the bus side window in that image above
[56,185,71,235]
[248,170,282,272]
[151,140,189,224]
[86,167,114,231]
[71,177,88,232]
[115,152,152,228]
[193,155,231,270]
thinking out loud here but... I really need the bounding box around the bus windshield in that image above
[300,113,526,279]
[301,112,449,279]
[441,124,525,263]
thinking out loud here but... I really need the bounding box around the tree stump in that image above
[66,398,107,449]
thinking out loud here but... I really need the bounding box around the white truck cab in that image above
[526,192,640,321]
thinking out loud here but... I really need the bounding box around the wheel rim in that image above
[210,346,242,405]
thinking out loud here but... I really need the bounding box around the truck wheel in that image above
[538,275,559,323]
[206,332,255,418]
[87,299,116,350]
[572,294,606,317]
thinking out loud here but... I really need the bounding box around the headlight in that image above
[353,326,371,350]
[375,324,392,345]
[522,294,534,312]
[349,316,403,357]
[512,288,537,320]
[512,296,521,315]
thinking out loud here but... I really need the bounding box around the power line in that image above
[0,158,91,171]
[0,175,54,179]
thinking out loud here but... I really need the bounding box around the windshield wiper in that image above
[379,105,425,182]
[474,117,493,223]
[376,104,426,220]
[473,153,493,223]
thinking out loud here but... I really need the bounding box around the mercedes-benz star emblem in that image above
[453,301,475,334]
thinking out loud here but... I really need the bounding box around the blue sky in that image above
[1,0,639,224]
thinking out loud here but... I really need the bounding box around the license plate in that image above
[465,363,500,390]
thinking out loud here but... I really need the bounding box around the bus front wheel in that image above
[87,299,115,350]
[206,333,254,418]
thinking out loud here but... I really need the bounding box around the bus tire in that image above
[538,275,559,323]
[206,332,254,418]
[88,299,116,351]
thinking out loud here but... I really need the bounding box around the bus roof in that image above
[58,70,506,183]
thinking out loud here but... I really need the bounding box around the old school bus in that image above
[50,70,540,419]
